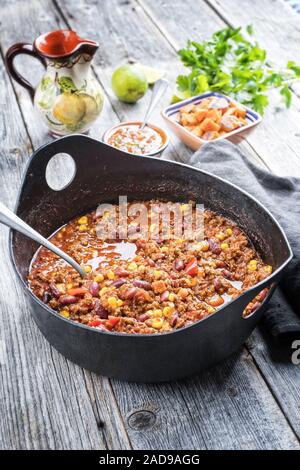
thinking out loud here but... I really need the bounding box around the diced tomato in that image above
[185,257,198,276]
[88,318,104,327]
[106,316,120,329]
[68,287,89,296]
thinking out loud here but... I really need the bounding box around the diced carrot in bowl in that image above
[200,118,220,133]
[206,108,222,122]
[195,109,208,123]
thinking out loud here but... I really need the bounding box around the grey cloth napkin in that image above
[191,140,300,342]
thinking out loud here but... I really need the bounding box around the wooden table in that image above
[0,0,300,450]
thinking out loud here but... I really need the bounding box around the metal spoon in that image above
[139,78,169,130]
[0,201,86,278]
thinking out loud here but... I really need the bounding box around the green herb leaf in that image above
[246,24,254,36]
[174,25,300,114]
[280,85,292,108]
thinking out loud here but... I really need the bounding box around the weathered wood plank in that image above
[0,0,130,450]
[57,0,300,449]
[137,0,300,442]
[111,350,299,450]
[138,0,300,176]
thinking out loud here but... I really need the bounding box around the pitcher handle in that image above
[5,43,47,101]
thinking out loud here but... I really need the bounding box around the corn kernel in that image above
[95,274,104,283]
[83,265,92,273]
[190,278,198,286]
[66,283,73,290]
[216,232,226,241]
[107,270,115,280]
[56,283,66,293]
[145,310,154,316]
[248,260,258,271]
[79,225,87,232]
[221,243,229,250]
[117,299,123,307]
[168,293,176,302]
[163,306,175,316]
[92,250,98,257]
[153,270,162,279]
[226,228,233,236]
[107,296,117,309]
[128,262,137,271]
[103,210,110,219]
[175,238,184,245]
[152,318,164,329]
[264,265,273,274]
[207,306,215,314]
[152,309,163,317]
[60,309,69,318]
[78,216,88,225]
[99,287,108,297]
[161,246,169,253]
[197,240,209,252]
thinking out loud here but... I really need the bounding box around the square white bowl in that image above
[161,91,262,151]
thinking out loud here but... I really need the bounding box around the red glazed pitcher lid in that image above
[34,29,98,59]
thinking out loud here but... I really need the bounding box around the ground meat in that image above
[28,200,272,334]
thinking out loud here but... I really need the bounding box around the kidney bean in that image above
[89,281,100,296]
[216,260,226,268]
[250,302,261,313]
[122,287,138,300]
[133,280,152,290]
[58,295,78,306]
[257,288,268,302]
[42,291,51,303]
[222,269,234,280]
[233,227,241,236]
[115,267,130,277]
[112,279,127,288]
[213,278,222,291]
[147,258,155,267]
[208,238,221,255]
[160,290,170,302]
[171,279,180,288]
[94,299,109,319]
[49,283,61,299]
[170,313,178,327]
[174,258,185,271]
[139,313,150,322]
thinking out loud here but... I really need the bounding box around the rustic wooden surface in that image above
[0,0,299,450]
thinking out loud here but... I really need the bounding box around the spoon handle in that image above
[0,201,86,278]
[140,78,169,130]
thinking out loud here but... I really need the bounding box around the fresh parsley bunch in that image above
[174,25,300,114]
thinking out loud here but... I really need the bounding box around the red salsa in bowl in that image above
[103,121,169,156]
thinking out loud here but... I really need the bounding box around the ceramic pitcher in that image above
[5,30,104,135]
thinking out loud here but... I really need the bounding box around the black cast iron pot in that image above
[10,135,292,382]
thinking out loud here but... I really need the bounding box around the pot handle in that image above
[229,268,283,318]
[5,43,47,101]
